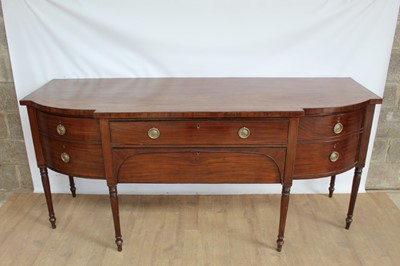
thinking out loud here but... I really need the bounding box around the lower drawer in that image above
[113,148,286,183]
[293,133,360,179]
[41,136,105,179]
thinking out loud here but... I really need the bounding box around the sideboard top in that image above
[20,78,382,118]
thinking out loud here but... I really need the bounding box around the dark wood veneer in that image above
[20,78,382,252]
[294,133,361,178]
[110,119,289,146]
[114,148,285,184]
[298,109,364,141]
[40,137,105,179]
[20,78,381,118]
[37,111,101,143]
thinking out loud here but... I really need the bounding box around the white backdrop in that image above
[2,0,399,194]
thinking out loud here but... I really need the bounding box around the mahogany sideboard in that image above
[20,78,382,252]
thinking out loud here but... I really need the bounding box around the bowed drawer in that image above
[293,133,361,179]
[37,111,100,143]
[298,109,364,141]
[40,137,105,179]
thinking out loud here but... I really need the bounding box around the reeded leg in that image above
[68,176,76,197]
[346,167,362,230]
[109,185,123,251]
[329,175,336,198]
[277,185,291,252]
[40,167,56,229]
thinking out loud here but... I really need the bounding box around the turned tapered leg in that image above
[40,167,56,229]
[277,185,291,252]
[109,185,123,251]
[329,175,336,198]
[68,176,77,197]
[346,167,362,229]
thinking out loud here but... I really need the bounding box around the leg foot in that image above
[68,176,76,197]
[345,215,353,230]
[116,237,123,252]
[40,167,57,229]
[277,237,284,252]
[49,215,56,229]
[345,167,362,230]
[276,185,291,252]
[329,175,336,198]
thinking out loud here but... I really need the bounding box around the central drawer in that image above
[113,148,285,183]
[110,120,289,146]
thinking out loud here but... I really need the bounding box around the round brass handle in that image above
[148,128,160,139]
[238,127,251,139]
[333,122,343,134]
[56,124,66,136]
[329,151,339,162]
[61,152,70,163]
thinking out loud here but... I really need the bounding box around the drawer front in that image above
[113,148,286,183]
[37,111,100,142]
[41,137,105,178]
[293,133,360,178]
[298,109,364,140]
[110,120,288,146]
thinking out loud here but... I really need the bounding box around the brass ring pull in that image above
[333,122,343,134]
[148,128,160,139]
[61,152,70,163]
[238,127,251,139]
[329,151,339,162]
[57,124,66,136]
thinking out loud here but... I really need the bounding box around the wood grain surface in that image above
[20,78,382,118]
